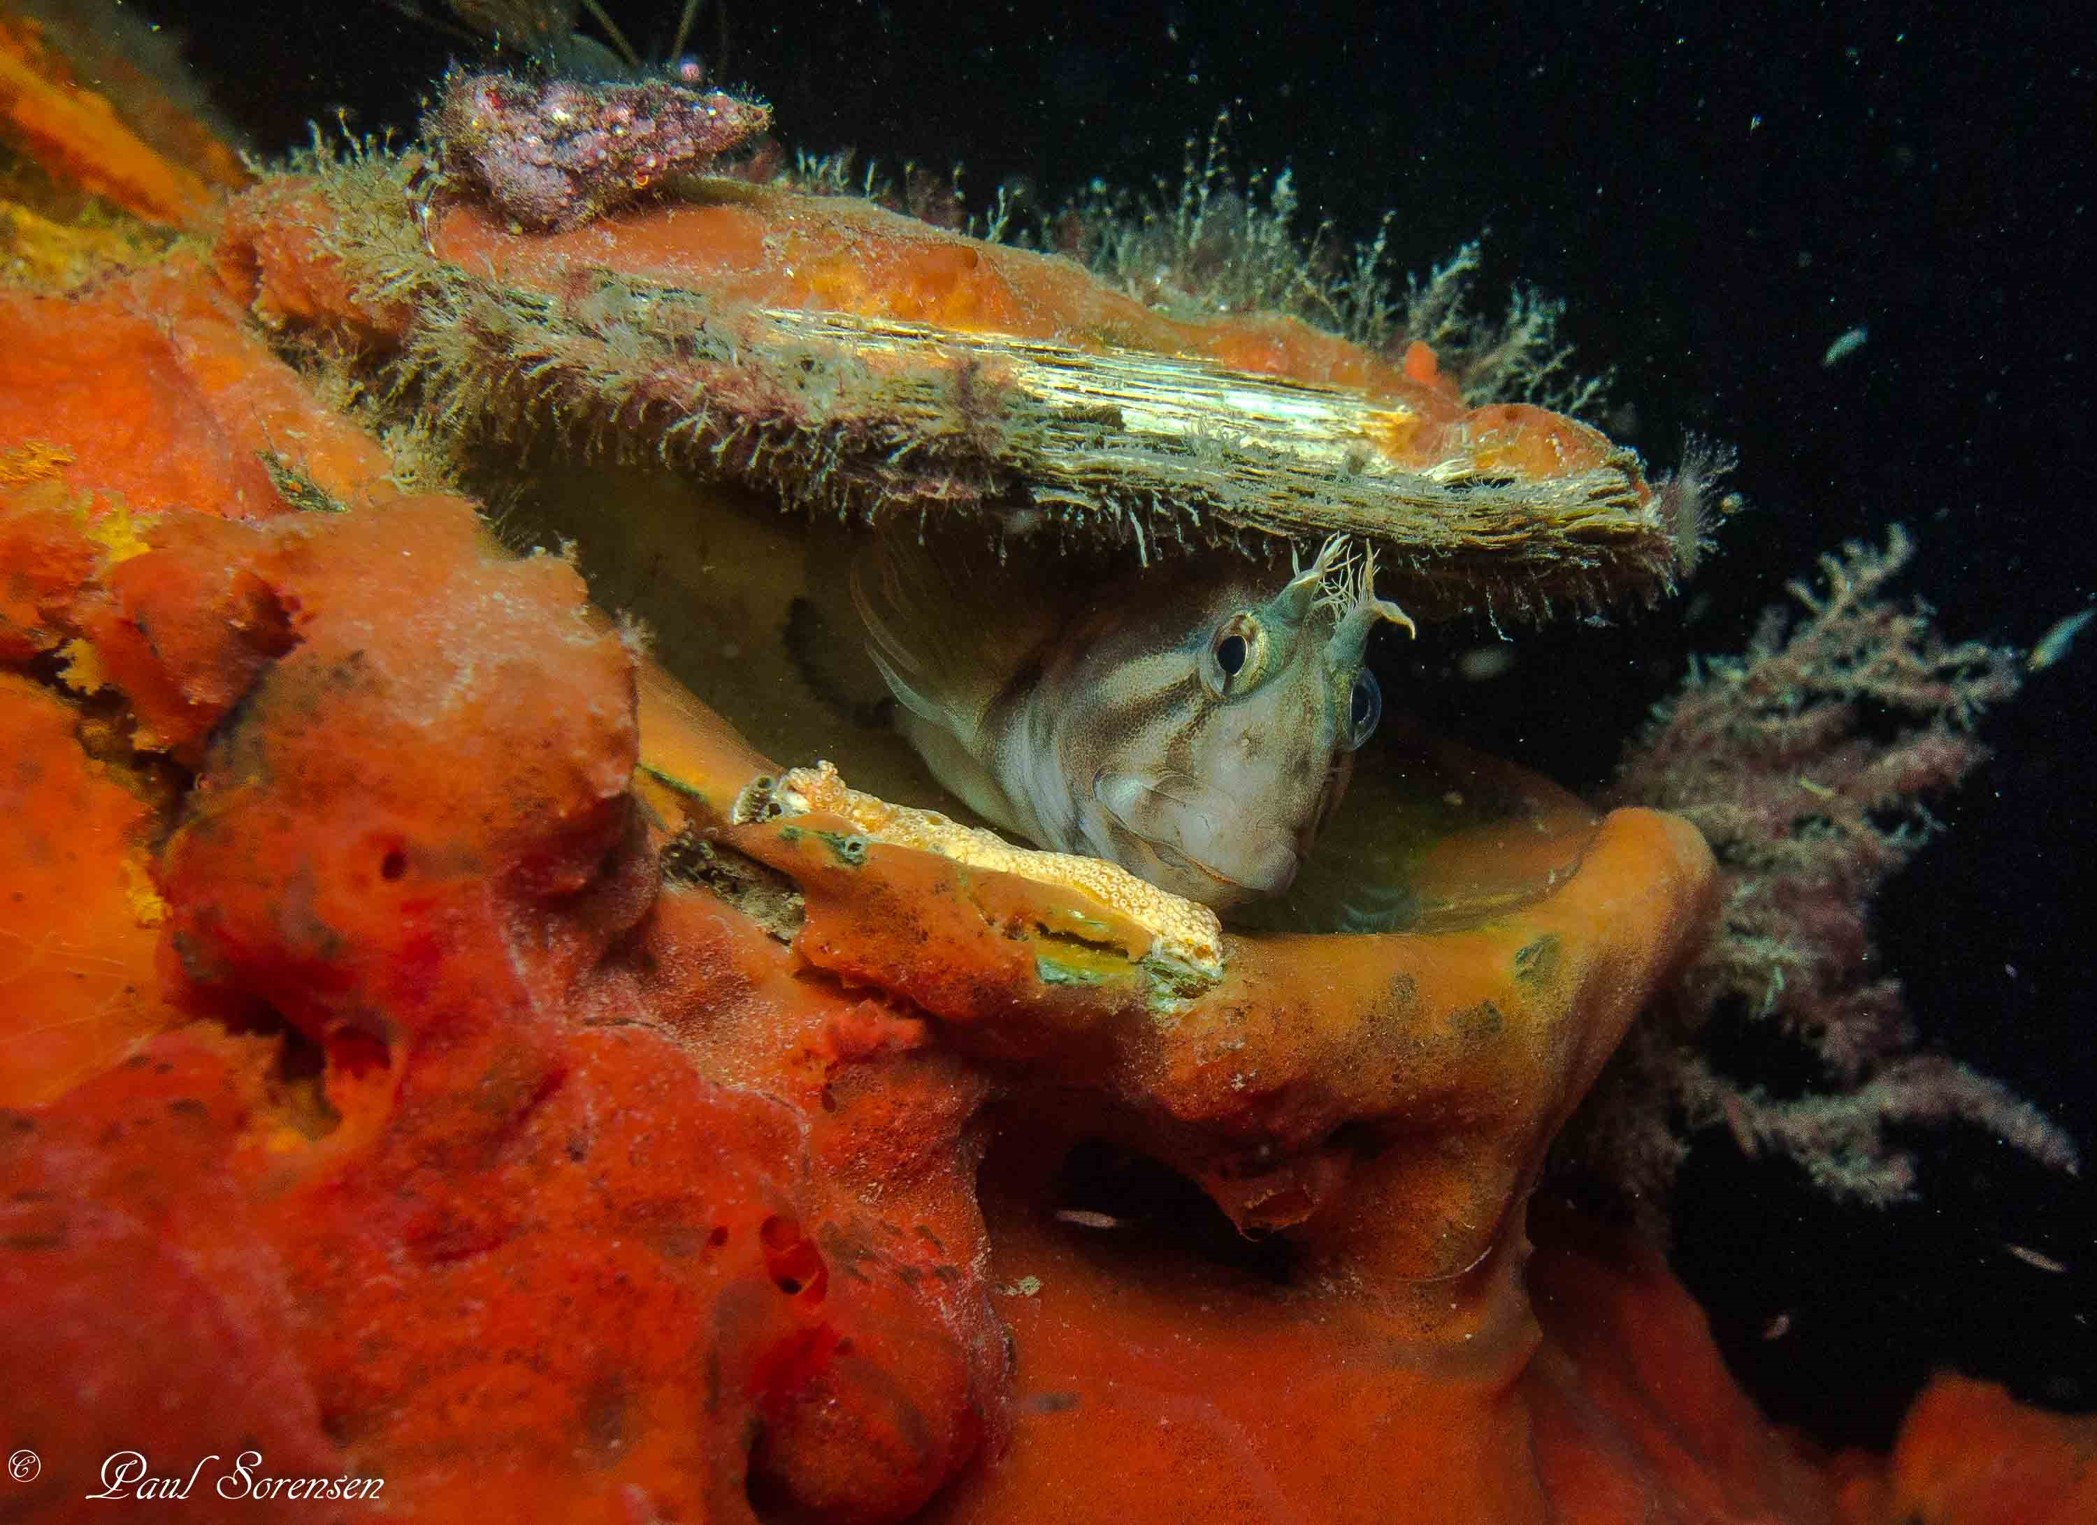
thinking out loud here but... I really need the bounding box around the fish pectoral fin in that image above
[864,641,957,731]
[849,527,1067,743]
[897,709,1030,839]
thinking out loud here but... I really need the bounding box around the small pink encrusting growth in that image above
[426,71,771,231]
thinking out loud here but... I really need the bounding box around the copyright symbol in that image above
[7,1449,39,1482]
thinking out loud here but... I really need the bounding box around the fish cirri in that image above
[851,534,1413,910]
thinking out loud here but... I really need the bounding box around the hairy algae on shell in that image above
[238,145,1683,622]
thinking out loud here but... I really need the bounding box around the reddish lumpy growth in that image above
[430,71,772,231]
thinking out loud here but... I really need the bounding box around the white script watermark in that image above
[83,1451,383,1503]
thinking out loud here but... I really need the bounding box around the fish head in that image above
[1082,537,1413,909]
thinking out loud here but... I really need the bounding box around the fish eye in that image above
[1343,669,1381,750]
[1202,612,1267,697]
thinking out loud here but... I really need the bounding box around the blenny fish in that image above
[851,533,1413,909]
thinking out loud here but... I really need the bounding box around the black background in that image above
[146,0,2093,1444]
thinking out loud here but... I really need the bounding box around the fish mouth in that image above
[1148,835,1302,901]
[1092,770,1304,899]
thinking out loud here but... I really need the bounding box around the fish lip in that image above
[1150,834,1300,897]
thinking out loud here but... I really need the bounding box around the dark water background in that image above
[158,0,2094,1445]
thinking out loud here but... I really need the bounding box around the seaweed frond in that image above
[1564,529,2078,1233]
